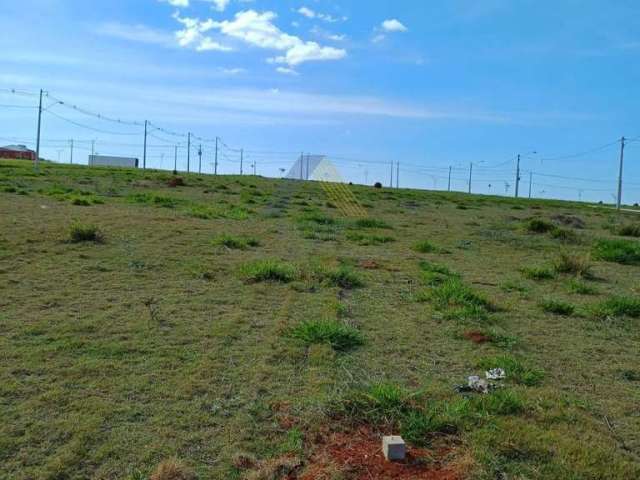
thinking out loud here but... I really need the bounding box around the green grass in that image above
[567,279,598,295]
[552,252,593,278]
[240,259,298,283]
[540,299,576,316]
[525,218,555,233]
[521,265,556,281]
[289,319,364,351]
[213,234,260,250]
[591,296,640,320]
[352,218,391,229]
[1,159,639,480]
[593,238,640,265]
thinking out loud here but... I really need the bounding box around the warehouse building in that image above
[0,145,36,161]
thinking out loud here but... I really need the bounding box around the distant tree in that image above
[374,182,383,189]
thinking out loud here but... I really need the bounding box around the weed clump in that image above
[241,259,298,283]
[553,252,593,278]
[413,240,441,254]
[352,218,392,229]
[593,238,640,265]
[290,319,364,351]
[345,232,395,246]
[521,266,556,281]
[478,355,544,386]
[567,279,598,295]
[591,296,640,320]
[550,227,580,244]
[418,260,458,286]
[616,224,640,238]
[319,266,364,289]
[540,299,576,316]
[150,458,195,480]
[213,234,260,250]
[425,277,495,321]
[68,223,103,243]
[525,218,555,233]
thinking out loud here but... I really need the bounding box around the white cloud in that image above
[296,6,344,23]
[381,19,408,33]
[159,0,231,11]
[210,0,231,12]
[162,0,189,6]
[276,67,299,75]
[174,13,232,51]
[199,10,347,67]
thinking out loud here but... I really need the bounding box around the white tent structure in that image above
[286,155,337,181]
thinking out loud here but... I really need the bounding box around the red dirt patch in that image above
[167,177,186,188]
[358,259,380,270]
[300,427,462,480]
[463,330,490,344]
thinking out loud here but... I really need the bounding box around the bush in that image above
[616,224,640,238]
[553,252,593,278]
[213,234,260,250]
[290,319,364,351]
[593,238,640,265]
[241,259,298,283]
[69,223,103,243]
[478,355,544,386]
[521,266,556,281]
[413,240,440,254]
[525,218,555,233]
[591,296,640,320]
[540,299,575,316]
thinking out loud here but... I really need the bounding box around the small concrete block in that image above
[382,435,406,461]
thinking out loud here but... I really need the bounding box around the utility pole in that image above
[306,154,310,180]
[515,154,521,198]
[396,161,400,189]
[390,161,394,188]
[240,149,244,175]
[528,172,533,199]
[69,139,74,164]
[35,89,43,172]
[91,140,95,157]
[468,163,473,194]
[198,144,202,174]
[173,145,178,175]
[143,120,148,169]
[253,162,257,176]
[186,132,191,173]
[214,137,219,175]
[448,166,452,192]
[617,136,626,210]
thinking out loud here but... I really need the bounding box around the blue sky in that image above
[1,0,640,203]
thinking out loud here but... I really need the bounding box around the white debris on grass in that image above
[486,368,506,380]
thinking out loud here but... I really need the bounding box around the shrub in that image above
[213,234,259,250]
[567,279,598,295]
[290,319,364,351]
[553,252,593,278]
[593,238,640,265]
[69,223,103,243]
[167,177,185,188]
[413,240,440,254]
[521,266,556,281]
[352,218,391,229]
[540,299,575,316]
[478,355,544,386]
[525,218,555,233]
[616,224,640,238]
[241,259,298,283]
[71,196,92,206]
[591,296,640,320]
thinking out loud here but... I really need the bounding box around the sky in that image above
[1,0,640,203]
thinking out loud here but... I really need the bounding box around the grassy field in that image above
[1,159,639,480]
